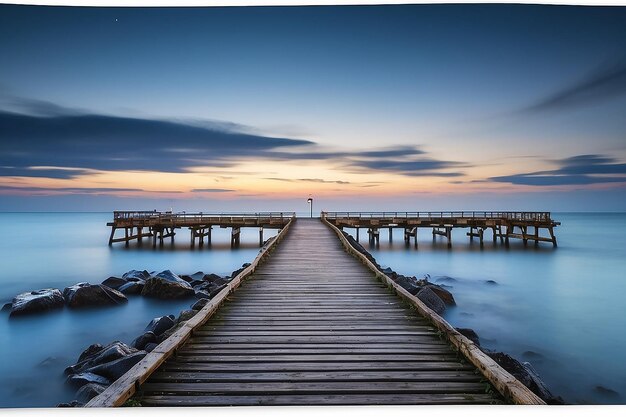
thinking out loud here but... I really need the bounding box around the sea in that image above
[0,212,624,406]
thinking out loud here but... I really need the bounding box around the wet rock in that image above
[188,271,205,281]
[435,276,457,284]
[66,341,136,375]
[101,276,127,290]
[381,267,398,280]
[122,270,151,281]
[394,275,421,295]
[203,273,220,281]
[485,280,498,285]
[425,284,456,306]
[177,309,197,323]
[144,343,158,353]
[191,298,209,311]
[189,280,204,288]
[157,322,185,343]
[1,302,11,311]
[522,350,544,360]
[118,281,144,295]
[343,232,380,268]
[194,282,227,299]
[63,283,128,308]
[38,356,66,368]
[487,352,563,404]
[10,288,65,316]
[84,351,146,380]
[141,270,194,299]
[57,400,84,407]
[131,331,157,350]
[66,372,111,389]
[416,287,446,314]
[145,315,176,336]
[594,385,621,400]
[77,344,104,363]
[75,382,106,403]
[456,328,480,346]
[195,290,211,299]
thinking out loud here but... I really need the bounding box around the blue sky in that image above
[1,4,625,212]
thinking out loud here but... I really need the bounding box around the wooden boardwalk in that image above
[135,219,503,406]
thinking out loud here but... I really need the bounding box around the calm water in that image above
[344,213,626,404]
[0,212,276,408]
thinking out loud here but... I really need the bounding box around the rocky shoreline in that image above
[341,230,565,405]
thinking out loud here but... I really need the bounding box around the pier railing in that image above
[321,211,553,222]
[113,211,295,223]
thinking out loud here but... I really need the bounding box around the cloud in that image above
[190,188,235,192]
[490,154,626,186]
[0,186,143,194]
[0,96,468,181]
[521,60,626,113]
[264,178,351,185]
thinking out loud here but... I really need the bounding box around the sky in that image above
[1,3,626,212]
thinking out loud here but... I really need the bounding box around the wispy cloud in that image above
[190,188,235,193]
[264,178,351,185]
[490,154,626,186]
[521,60,626,113]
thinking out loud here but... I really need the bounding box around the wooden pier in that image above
[107,211,293,248]
[323,211,561,248]
[87,218,544,407]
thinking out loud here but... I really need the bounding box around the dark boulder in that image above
[141,270,194,299]
[194,290,211,300]
[131,331,157,350]
[177,309,197,323]
[343,232,379,267]
[1,302,11,311]
[101,277,126,290]
[456,328,480,346]
[63,283,128,308]
[66,372,111,389]
[485,280,498,285]
[487,352,563,404]
[144,315,176,336]
[189,280,204,288]
[66,341,136,375]
[122,270,151,281]
[425,284,456,306]
[191,298,209,311]
[118,281,144,295]
[75,382,106,403]
[144,343,158,353]
[203,273,222,282]
[77,344,103,363]
[157,322,185,343]
[57,400,84,407]
[435,276,457,284]
[194,282,227,299]
[394,275,421,295]
[416,287,446,314]
[10,288,65,316]
[84,351,146,380]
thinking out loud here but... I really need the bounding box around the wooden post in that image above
[137,226,143,243]
[198,228,204,247]
[505,225,510,247]
[534,226,539,247]
[190,228,195,248]
[207,226,212,245]
[469,227,474,242]
[153,228,157,248]
[388,227,393,242]
[159,229,164,246]
[108,227,116,246]
[522,225,528,246]
[492,226,497,244]
[259,227,264,247]
[124,227,129,247]
[549,227,557,247]
[231,227,241,247]
[414,227,418,249]
[446,226,452,248]
[356,227,359,243]
[479,228,484,246]
[170,228,174,244]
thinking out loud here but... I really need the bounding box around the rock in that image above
[118,281,144,295]
[2,302,13,311]
[144,343,158,353]
[194,282,227,299]
[66,341,137,375]
[194,290,211,299]
[77,344,104,363]
[141,270,194,299]
[487,352,562,404]
[189,271,205,281]
[522,350,543,360]
[485,280,498,285]
[189,280,204,288]
[157,322,185,343]
[242,262,251,268]
[122,270,151,281]
[456,328,480,346]
[38,356,65,368]
[394,275,421,295]
[131,331,157,350]
[101,276,127,290]
[66,372,111,389]
[57,400,84,407]
[425,284,456,306]
[177,309,197,323]
[10,288,65,316]
[63,283,128,308]
[75,382,106,403]
[191,298,209,310]
[436,276,457,284]
[594,385,621,400]
[203,273,222,282]
[416,287,446,314]
[381,267,398,280]
[144,315,176,336]
[84,351,146,380]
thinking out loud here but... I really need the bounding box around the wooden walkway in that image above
[136,219,502,406]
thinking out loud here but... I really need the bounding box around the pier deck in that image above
[323,211,561,247]
[88,218,544,407]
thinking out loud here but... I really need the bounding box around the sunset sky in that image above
[1,4,626,212]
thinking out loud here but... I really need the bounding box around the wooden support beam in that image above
[549,227,557,247]
[367,228,379,246]
[231,227,241,247]
[108,227,116,246]
[124,227,129,247]
[259,227,264,247]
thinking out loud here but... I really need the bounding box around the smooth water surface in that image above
[345,213,626,404]
[0,212,276,408]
